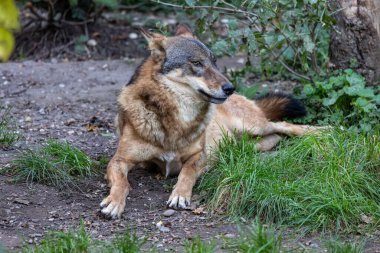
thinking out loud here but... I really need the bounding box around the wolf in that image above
[100,24,323,218]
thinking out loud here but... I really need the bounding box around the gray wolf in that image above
[100,24,323,218]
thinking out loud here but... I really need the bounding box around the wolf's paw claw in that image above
[167,195,191,209]
[100,196,125,219]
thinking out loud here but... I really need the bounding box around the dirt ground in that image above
[0,25,379,252]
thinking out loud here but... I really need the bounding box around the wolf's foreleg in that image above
[100,155,134,219]
[167,151,206,209]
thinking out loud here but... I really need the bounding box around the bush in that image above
[20,0,119,28]
[155,0,334,80]
[296,69,380,131]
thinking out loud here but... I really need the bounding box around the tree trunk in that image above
[329,0,380,85]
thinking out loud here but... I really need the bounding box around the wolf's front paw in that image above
[100,195,126,219]
[167,189,191,209]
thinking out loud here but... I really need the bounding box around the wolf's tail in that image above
[255,92,307,121]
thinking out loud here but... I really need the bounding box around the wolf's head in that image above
[142,24,234,104]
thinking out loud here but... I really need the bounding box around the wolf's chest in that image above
[154,151,182,178]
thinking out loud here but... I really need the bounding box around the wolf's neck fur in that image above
[157,75,214,123]
[119,57,215,149]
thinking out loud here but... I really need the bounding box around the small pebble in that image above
[87,39,97,47]
[162,209,176,217]
[129,33,138,40]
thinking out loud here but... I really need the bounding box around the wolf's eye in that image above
[191,61,203,67]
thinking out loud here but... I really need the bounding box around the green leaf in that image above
[0,28,14,61]
[211,40,229,56]
[69,0,78,7]
[303,84,315,95]
[93,0,118,8]
[374,95,380,104]
[0,0,19,30]
[185,0,195,7]
[346,71,365,86]
[357,88,375,98]
[355,97,369,108]
[322,91,338,106]
[303,35,315,53]
[228,19,238,30]
[343,85,373,97]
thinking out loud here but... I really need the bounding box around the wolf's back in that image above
[255,92,306,121]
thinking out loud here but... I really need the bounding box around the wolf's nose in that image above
[222,83,235,96]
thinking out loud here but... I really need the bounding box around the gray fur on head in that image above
[160,37,216,75]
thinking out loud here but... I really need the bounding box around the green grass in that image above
[184,237,216,253]
[326,239,364,253]
[22,224,148,253]
[198,128,380,233]
[227,222,282,253]
[183,222,281,253]
[111,231,148,253]
[3,139,98,189]
[0,105,20,148]
[24,224,92,253]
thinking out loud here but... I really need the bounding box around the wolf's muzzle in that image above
[222,83,235,96]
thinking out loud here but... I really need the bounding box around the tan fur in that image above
[100,28,325,218]
[255,96,290,121]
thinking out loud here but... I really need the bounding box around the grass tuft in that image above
[227,222,282,253]
[111,231,148,253]
[23,224,92,253]
[0,104,20,148]
[199,128,380,232]
[184,237,216,253]
[326,239,364,253]
[3,139,98,189]
[23,224,147,253]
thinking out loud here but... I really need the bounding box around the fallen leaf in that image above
[192,206,207,215]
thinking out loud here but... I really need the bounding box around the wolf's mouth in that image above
[197,89,227,104]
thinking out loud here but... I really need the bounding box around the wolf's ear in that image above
[140,28,167,62]
[175,24,195,38]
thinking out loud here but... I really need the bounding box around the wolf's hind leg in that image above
[100,155,134,219]
[244,121,326,137]
[255,134,283,151]
[265,122,328,136]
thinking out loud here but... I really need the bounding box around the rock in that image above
[162,209,176,217]
[65,118,76,126]
[361,214,373,224]
[38,108,45,115]
[25,116,32,122]
[87,39,97,47]
[224,233,235,238]
[156,221,170,232]
[29,233,43,238]
[14,198,30,205]
[129,33,138,40]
